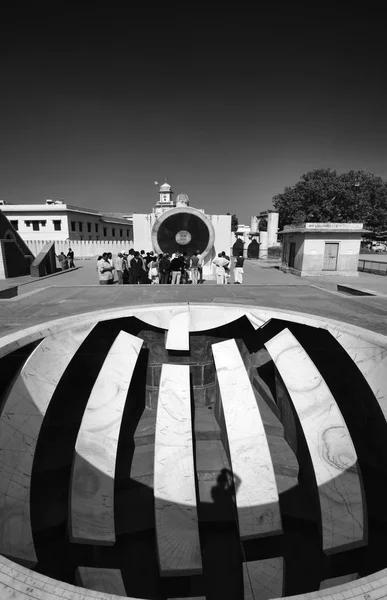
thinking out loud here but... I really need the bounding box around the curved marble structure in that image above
[0,303,387,600]
[154,364,202,576]
[212,338,282,540]
[70,331,143,545]
[265,328,365,554]
[151,206,215,262]
[0,323,96,566]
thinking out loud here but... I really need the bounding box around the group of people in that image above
[212,251,244,284]
[97,248,245,285]
[57,249,75,270]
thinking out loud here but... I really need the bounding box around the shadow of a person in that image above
[211,468,241,519]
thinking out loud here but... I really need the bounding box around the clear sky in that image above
[1,4,386,223]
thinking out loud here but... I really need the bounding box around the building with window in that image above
[0,200,133,243]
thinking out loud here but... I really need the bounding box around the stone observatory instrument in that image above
[151,205,215,258]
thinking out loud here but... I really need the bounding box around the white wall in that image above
[210,214,232,256]
[133,214,153,251]
[24,239,134,259]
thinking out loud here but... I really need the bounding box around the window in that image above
[120,229,123,237]
[10,220,18,230]
[87,222,91,232]
[53,220,61,231]
[79,222,83,232]
[95,224,99,233]
[32,222,40,231]
[71,221,76,232]
[126,230,129,237]
[25,221,31,227]
[103,227,107,236]
[112,228,116,237]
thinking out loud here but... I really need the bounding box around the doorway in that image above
[288,242,296,268]
[323,243,339,270]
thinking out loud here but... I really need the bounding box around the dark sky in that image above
[1,4,386,222]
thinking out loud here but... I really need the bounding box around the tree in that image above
[227,213,239,232]
[272,169,387,232]
[258,217,267,231]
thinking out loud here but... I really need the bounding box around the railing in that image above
[358,259,387,275]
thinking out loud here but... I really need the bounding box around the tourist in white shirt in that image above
[113,253,124,285]
[212,253,230,285]
[98,253,114,285]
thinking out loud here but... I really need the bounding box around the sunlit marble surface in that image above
[212,339,282,540]
[265,328,366,554]
[75,567,126,596]
[165,308,190,351]
[0,323,95,566]
[70,331,143,545]
[243,557,284,600]
[154,364,202,576]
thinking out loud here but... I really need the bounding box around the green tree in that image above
[227,213,239,232]
[272,169,387,232]
[258,217,267,231]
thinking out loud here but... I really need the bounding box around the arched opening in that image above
[232,237,244,257]
[247,239,259,259]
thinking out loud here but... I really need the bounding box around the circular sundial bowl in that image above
[0,303,387,600]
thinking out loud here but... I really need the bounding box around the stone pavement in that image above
[0,258,386,339]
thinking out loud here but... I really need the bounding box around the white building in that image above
[0,200,133,243]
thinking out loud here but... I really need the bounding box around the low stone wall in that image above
[25,239,134,259]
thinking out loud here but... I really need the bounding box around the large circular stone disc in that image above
[151,207,215,258]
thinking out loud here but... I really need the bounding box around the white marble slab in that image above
[0,323,95,567]
[243,557,284,600]
[154,364,202,576]
[265,328,366,554]
[75,567,126,596]
[165,308,190,351]
[246,306,387,417]
[320,573,358,590]
[212,339,282,540]
[70,331,143,545]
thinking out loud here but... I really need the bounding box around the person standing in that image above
[190,252,200,284]
[140,250,148,283]
[58,252,69,270]
[170,252,183,284]
[159,253,171,284]
[127,249,135,284]
[130,251,144,284]
[98,253,114,285]
[149,254,159,284]
[196,250,203,283]
[113,253,124,285]
[122,253,129,284]
[181,252,190,284]
[212,253,229,285]
[67,248,75,268]
[221,251,231,284]
[233,252,244,284]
